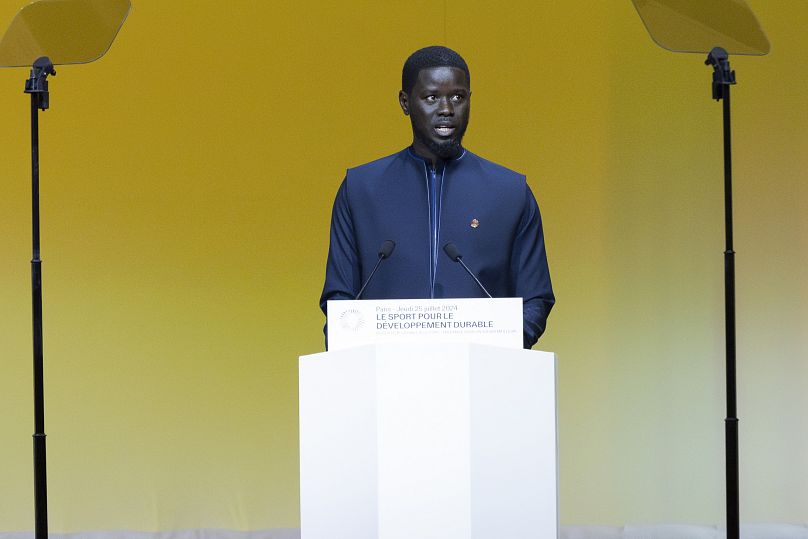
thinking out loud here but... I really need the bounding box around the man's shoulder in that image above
[347,148,410,177]
[459,150,526,183]
[342,148,526,185]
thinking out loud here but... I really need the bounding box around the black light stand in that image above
[705,46,739,539]
[1,5,130,537]
[24,55,56,539]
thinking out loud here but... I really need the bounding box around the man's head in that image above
[399,46,471,163]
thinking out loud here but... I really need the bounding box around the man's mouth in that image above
[434,125,456,137]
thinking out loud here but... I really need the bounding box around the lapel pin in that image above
[470,218,480,229]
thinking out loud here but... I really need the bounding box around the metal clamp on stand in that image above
[706,47,736,101]
[25,56,55,110]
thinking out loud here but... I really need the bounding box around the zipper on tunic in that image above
[424,163,445,299]
[409,148,464,299]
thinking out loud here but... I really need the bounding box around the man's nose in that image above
[438,97,453,115]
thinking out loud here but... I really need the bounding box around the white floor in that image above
[2,525,808,539]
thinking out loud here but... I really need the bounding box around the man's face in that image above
[399,66,471,163]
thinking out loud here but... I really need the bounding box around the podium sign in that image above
[327,297,523,351]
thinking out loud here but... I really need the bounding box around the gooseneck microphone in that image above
[442,242,492,298]
[355,240,396,299]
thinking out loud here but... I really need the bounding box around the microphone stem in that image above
[355,254,385,300]
[457,258,492,298]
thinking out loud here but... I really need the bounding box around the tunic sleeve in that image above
[319,178,362,345]
[512,182,555,348]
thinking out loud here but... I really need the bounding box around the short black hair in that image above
[402,46,470,95]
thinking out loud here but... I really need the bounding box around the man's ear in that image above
[398,90,409,116]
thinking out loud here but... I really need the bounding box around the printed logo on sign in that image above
[339,308,364,331]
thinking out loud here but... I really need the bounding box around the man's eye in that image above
[424,95,437,102]
[451,94,464,102]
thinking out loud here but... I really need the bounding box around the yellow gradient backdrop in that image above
[1,0,806,532]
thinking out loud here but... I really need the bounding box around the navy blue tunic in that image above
[320,147,554,348]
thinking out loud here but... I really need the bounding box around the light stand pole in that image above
[705,46,740,539]
[25,54,56,539]
[1,3,131,535]
[629,3,769,535]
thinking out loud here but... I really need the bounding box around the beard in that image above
[411,120,467,161]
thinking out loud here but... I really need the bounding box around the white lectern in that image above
[300,298,558,539]
[299,338,558,539]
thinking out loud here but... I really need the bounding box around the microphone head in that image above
[379,240,396,259]
[443,242,462,262]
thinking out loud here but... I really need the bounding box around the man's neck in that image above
[409,142,461,170]
[410,141,438,169]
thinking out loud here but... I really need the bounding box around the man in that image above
[320,46,554,348]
